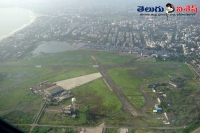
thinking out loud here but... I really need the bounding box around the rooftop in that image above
[45,85,64,96]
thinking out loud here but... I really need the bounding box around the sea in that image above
[0,7,34,40]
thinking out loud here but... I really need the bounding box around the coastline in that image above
[0,9,37,42]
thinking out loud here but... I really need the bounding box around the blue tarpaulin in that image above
[156,107,163,111]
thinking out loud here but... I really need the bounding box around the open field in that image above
[1,110,35,124]
[0,49,126,126]
[55,72,102,90]
[1,50,93,66]
[71,78,122,116]
[132,129,184,133]
[0,50,135,67]
[107,110,163,127]
[92,51,134,65]
[0,48,199,129]
[0,68,98,110]
[32,126,76,133]
[0,67,99,125]
[15,125,31,133]
[0,67,52,89]
[166,88,200,126]
[108,62,194,89]
[40,106,88,125]
[79,123,105,133]
[40,78,122,125]
[107,68,137,88]
[107,62,195,109]
[106,128,118,133]
[122,89,145,109]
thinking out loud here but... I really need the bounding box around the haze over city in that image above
[0,0,200,133]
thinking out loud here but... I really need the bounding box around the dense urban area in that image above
[0,1,200,133]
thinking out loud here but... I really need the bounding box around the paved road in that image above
[186,63,200,77]
[29,100,47,133]
[91,56,144,116]
[14,123,185,130]
[0,65,91,68]
[192,127,200,133]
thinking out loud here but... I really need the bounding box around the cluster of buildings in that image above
[0,4,199,74]
[151,83,176,125]
[30,81,73,102]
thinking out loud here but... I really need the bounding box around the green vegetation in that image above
[139,57,156,62]
[0,87,42,111]
[107,110,163,127]
[184,79,199,90]
[93,51,134,65]
[40,78,122,125]
[108,65,187,89]
[122,89,145,109]
[154,78,199,126]
[40,106,88,125]
[166,88,200,126]
[144,87,152,92]
[107,68,137,88]
[107,62,194,109]
[0,67,98,125]
[122,89,142,95]
[156,54,186,62]
[179,63,194,77]
[0,67,97,109]
[71,78,122,116]
[187,64,199,77]
[133,129,184,133]
[1,110,34,124]
[2,50,93,66]
[107,110,132,126]
[47,127,76,133]
[1,50,135,67]
[0,67,52,88]
[130,129,135,133]
[0,48,199,128]
[126,95,145,109]
[32,126,52,133]
[15,125,31,133]
[48,68,98,83]
[181,121,200,133]
[106,128,118,133]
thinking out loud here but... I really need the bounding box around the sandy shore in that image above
[0,10,37,42]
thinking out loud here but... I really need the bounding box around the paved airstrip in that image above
[55,72,102,90]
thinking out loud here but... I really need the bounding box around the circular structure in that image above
[72,98,76,103]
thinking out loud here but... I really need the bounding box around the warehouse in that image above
[44,85,64,96]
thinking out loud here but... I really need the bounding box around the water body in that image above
[32,41,77,56]
[0,8,34,40]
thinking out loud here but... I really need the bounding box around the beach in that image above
[0,8,37,42]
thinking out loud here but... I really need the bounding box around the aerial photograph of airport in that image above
[0,0,200,133]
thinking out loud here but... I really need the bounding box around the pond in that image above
[32,41,77,56]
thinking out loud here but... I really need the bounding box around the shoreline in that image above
[0,9,37,42]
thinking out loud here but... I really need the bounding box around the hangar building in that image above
[44,85,64,96]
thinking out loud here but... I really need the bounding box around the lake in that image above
[32,41,77,56]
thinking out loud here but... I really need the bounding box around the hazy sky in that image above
[0,0,199,7]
